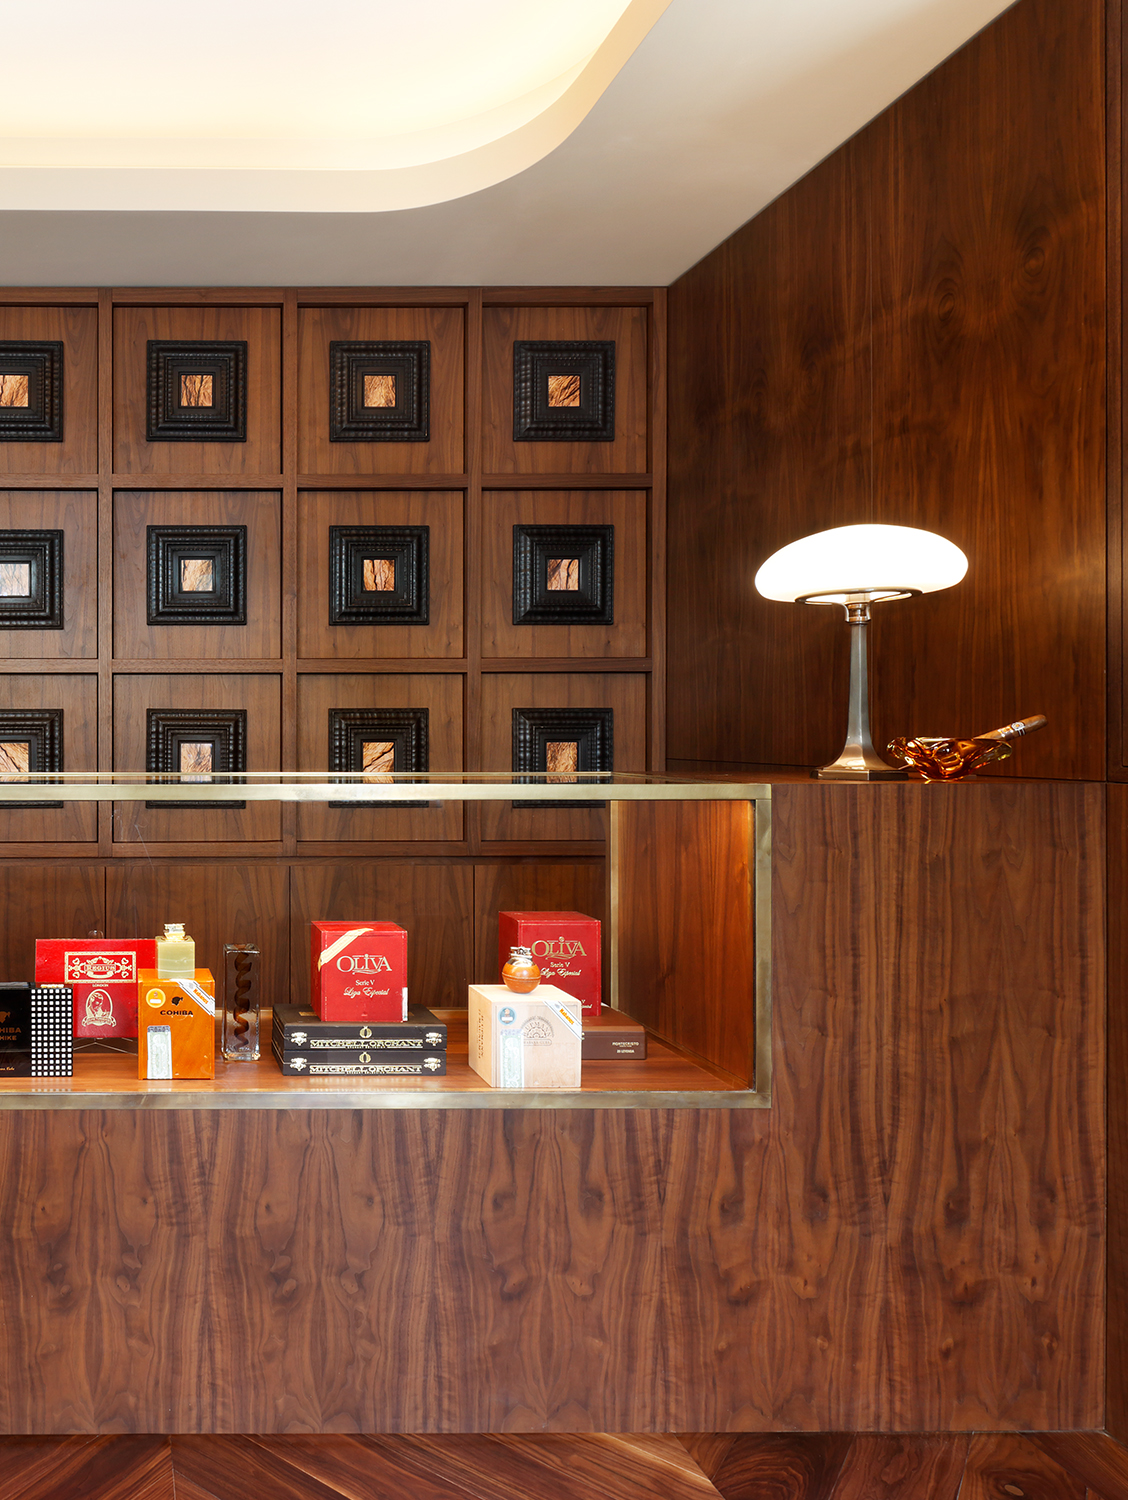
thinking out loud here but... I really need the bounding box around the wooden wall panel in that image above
[297,490,464,660]
[614,800,755,1083]
[289,861,474,1012]
[113,490,282,661]
[0,305,98,476]
[112,306,282,475]
[666,0,1107,780]
[482,306,649,475]
[295,673,464,843]
[1108,780,1128,1441]
[0,783,1100,1433]
[0,490,97,660]
[112,673,282,843]
[0,673,97,843]
[105,860,290,1005]
[297,305,465,476]
[480,490,648,660]
[0,865,103,980]
[472,860,606,988]
[479,672,647,842]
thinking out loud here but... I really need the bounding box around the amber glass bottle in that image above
[502,946,541,993]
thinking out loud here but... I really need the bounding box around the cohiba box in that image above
[582,1007,647,1060]
[272,1004,446,1052]
[137,969,215,1080]
[35,938,157,1039]
[0,982,74,1076]
[468,983,582,1090]
[310,921,408,1023]
[497,911,601,1017]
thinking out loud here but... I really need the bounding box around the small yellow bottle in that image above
[156,922,196,980]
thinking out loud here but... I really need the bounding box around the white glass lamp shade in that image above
[754,524,968,605]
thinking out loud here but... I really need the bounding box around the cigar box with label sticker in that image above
[0,982,73,1077]
[497,911,601,1018]
[468,983,582,1090]
[272,1004,446,1052]
[270,1036,447,1078]
[137,969,215,1080]
[310,921,408,1023]
[35,938,157,1040]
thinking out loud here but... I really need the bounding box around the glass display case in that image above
[0,772,770,1110]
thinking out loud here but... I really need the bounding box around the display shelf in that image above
[0,1011,746,1110]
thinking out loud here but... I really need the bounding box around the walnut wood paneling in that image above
[482,306,648,475]
[289,861,474,1011]
[479,672,647,843]
[958,1435,1087,1500]
[0,490,97,659]
[0,864,103,979]
[105,861,289,1004]
[472,860,606,989]
[704,1435,854,1499]
[112,673,282,843]
[113,490,281,660]
[112,306,281,475]
[481,490,647,659]
[1109,780,1128,1441]
[666,0,1106,780]
[0,305,98,476]
[614,800,755,1083]
[0,673,97,843]
[295,673,464,843]
[297,490,464,660]
[297,305,465,476]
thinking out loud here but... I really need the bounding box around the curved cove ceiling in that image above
[0,0,670,211]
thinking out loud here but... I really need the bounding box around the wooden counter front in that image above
[0,781,1105,1435]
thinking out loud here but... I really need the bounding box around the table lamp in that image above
[754,523,968,780]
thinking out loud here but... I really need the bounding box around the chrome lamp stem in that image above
[815,598,907,781]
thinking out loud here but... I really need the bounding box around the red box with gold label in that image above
[497,910,602,1018]
[35,938,157,1039]
[310,921,408,1023]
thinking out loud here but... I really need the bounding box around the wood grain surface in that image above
[1034,1432,1128,1499]
[0,862,103,979]
[614,799,756,1082]
[666,0,1106,780]
[0,781,1101,1433]
[958,1434,1088,1500]
[704,1434,853,1499]
[1109,781,1128,1438]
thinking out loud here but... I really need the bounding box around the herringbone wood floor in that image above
[0,1431,1126,1499]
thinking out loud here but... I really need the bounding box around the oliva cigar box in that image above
[582,1007,647,1060]
[137,969,215,1080]
[468,983,582,1090]
[271,1037,447,1077]
[310,921,408,1023]
[272,1004,446,1052]
[0,983,73,1077]
[35,938,157,1039]
[497,911,602,1018]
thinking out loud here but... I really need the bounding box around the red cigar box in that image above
[497,910,602,1018]
[310,921,408,1022]
[35,938,158,1039]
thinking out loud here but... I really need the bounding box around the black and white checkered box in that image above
[30,984,73,1077]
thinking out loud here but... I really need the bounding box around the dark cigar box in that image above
[272,1004,446,1051]
[582,1007,647,1060]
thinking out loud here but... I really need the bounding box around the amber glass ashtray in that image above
[887,735,1013,781]
[888,715,1047,781]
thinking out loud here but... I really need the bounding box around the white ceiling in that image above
[0,0,1016,287]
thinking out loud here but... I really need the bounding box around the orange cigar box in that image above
[137,969,215,1080]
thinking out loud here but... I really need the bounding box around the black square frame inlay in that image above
[0,530,64,629]
[511,706,613,808]
[146,341,248,443]
[512,524,614,626]
[0,342,64,443]
[0,708,64,809]
[146,709,247,809]
[328,707,430,808]
[328,525,429,627]
[329,341,430,443]
[146,526,247,626]
[513,340,615,443]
